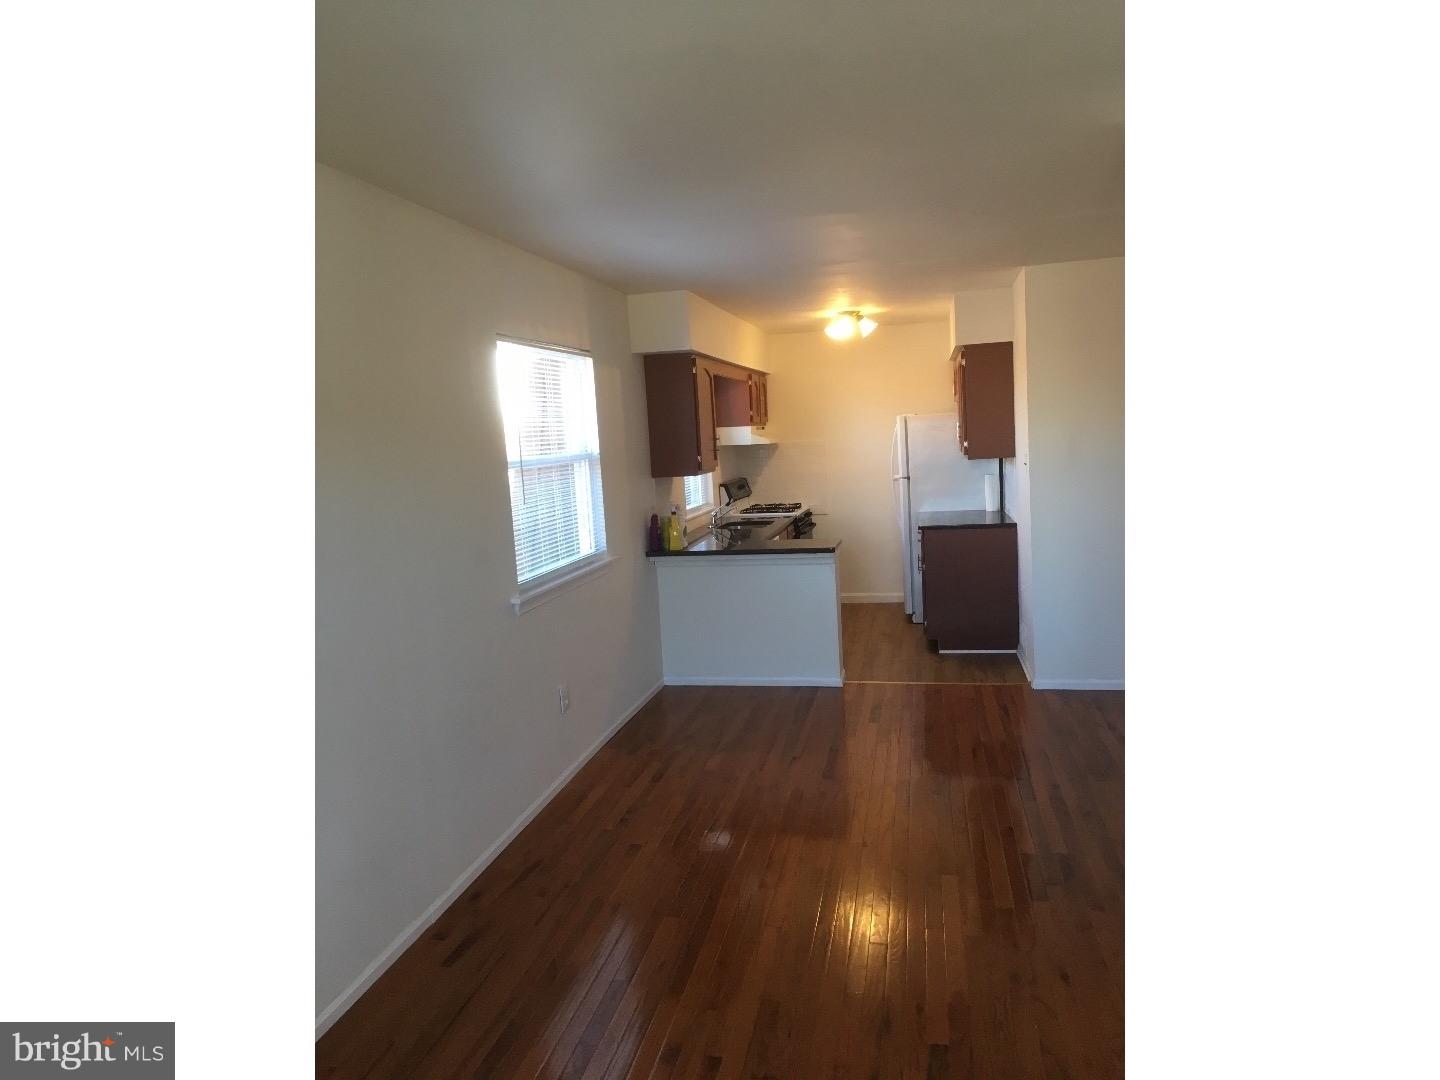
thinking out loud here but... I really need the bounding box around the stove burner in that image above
[741,502,802,515]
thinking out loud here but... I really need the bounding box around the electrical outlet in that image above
[558,684,570,714]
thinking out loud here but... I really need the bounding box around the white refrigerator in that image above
[891,414,997,624]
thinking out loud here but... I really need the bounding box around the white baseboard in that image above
[663,675,844,688]
[1030,678,1124,691]
[1016,643,1035,684]
[314,678,664,1038]
[841,592,904,603]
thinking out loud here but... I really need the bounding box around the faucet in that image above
[709,489,735,533]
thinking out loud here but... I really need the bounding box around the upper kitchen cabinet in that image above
[713,368,768,430]
[643,352,722,476]
[644,352,773,474]
[951,341,1015,459]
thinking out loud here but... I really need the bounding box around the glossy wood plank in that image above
[317,684,1122,1079]
[843,602,1028,685]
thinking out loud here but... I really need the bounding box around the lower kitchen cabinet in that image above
[920,522,1019,651]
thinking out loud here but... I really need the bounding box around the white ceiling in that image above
[316,0,1123,332]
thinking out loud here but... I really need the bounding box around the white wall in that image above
[1007,272,1037,673]
[1011,257,1124,687]
[949,286,1014,350]
[651,446,753,529]
[737,320,954,600]
[625,291,692,357]
[627,290,767,370]
[316,166,663,1026]
[685,292,768,372]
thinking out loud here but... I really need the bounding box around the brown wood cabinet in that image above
[713,372,747,427]
[751,371,768,428]
[643,352,769,476]
[713,368,768,429]
[643,352,715,476]
[950,341,1015,459]
[920,524,1019,651]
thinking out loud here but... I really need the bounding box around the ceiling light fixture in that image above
[825,310,877,341]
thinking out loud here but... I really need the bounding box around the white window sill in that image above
[511,553,617,614]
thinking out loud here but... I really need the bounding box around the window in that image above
[497,339,608,593]
[683,473,714,513]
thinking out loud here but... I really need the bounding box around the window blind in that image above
[683,473,712,511]
[497,340,607,585]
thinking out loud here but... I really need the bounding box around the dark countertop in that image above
[915,509,1016,529]
[647,517,841,557]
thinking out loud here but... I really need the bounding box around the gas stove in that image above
[739,502,802,516]
[715,479,815,537]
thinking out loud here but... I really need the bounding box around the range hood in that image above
[716,425,775,446]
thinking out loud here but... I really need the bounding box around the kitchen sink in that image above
[712,523,790,544]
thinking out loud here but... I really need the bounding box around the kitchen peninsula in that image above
[647,517,844,687]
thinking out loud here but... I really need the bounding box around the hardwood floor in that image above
[842,602,1029,685]
[317,683,1123,1079]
